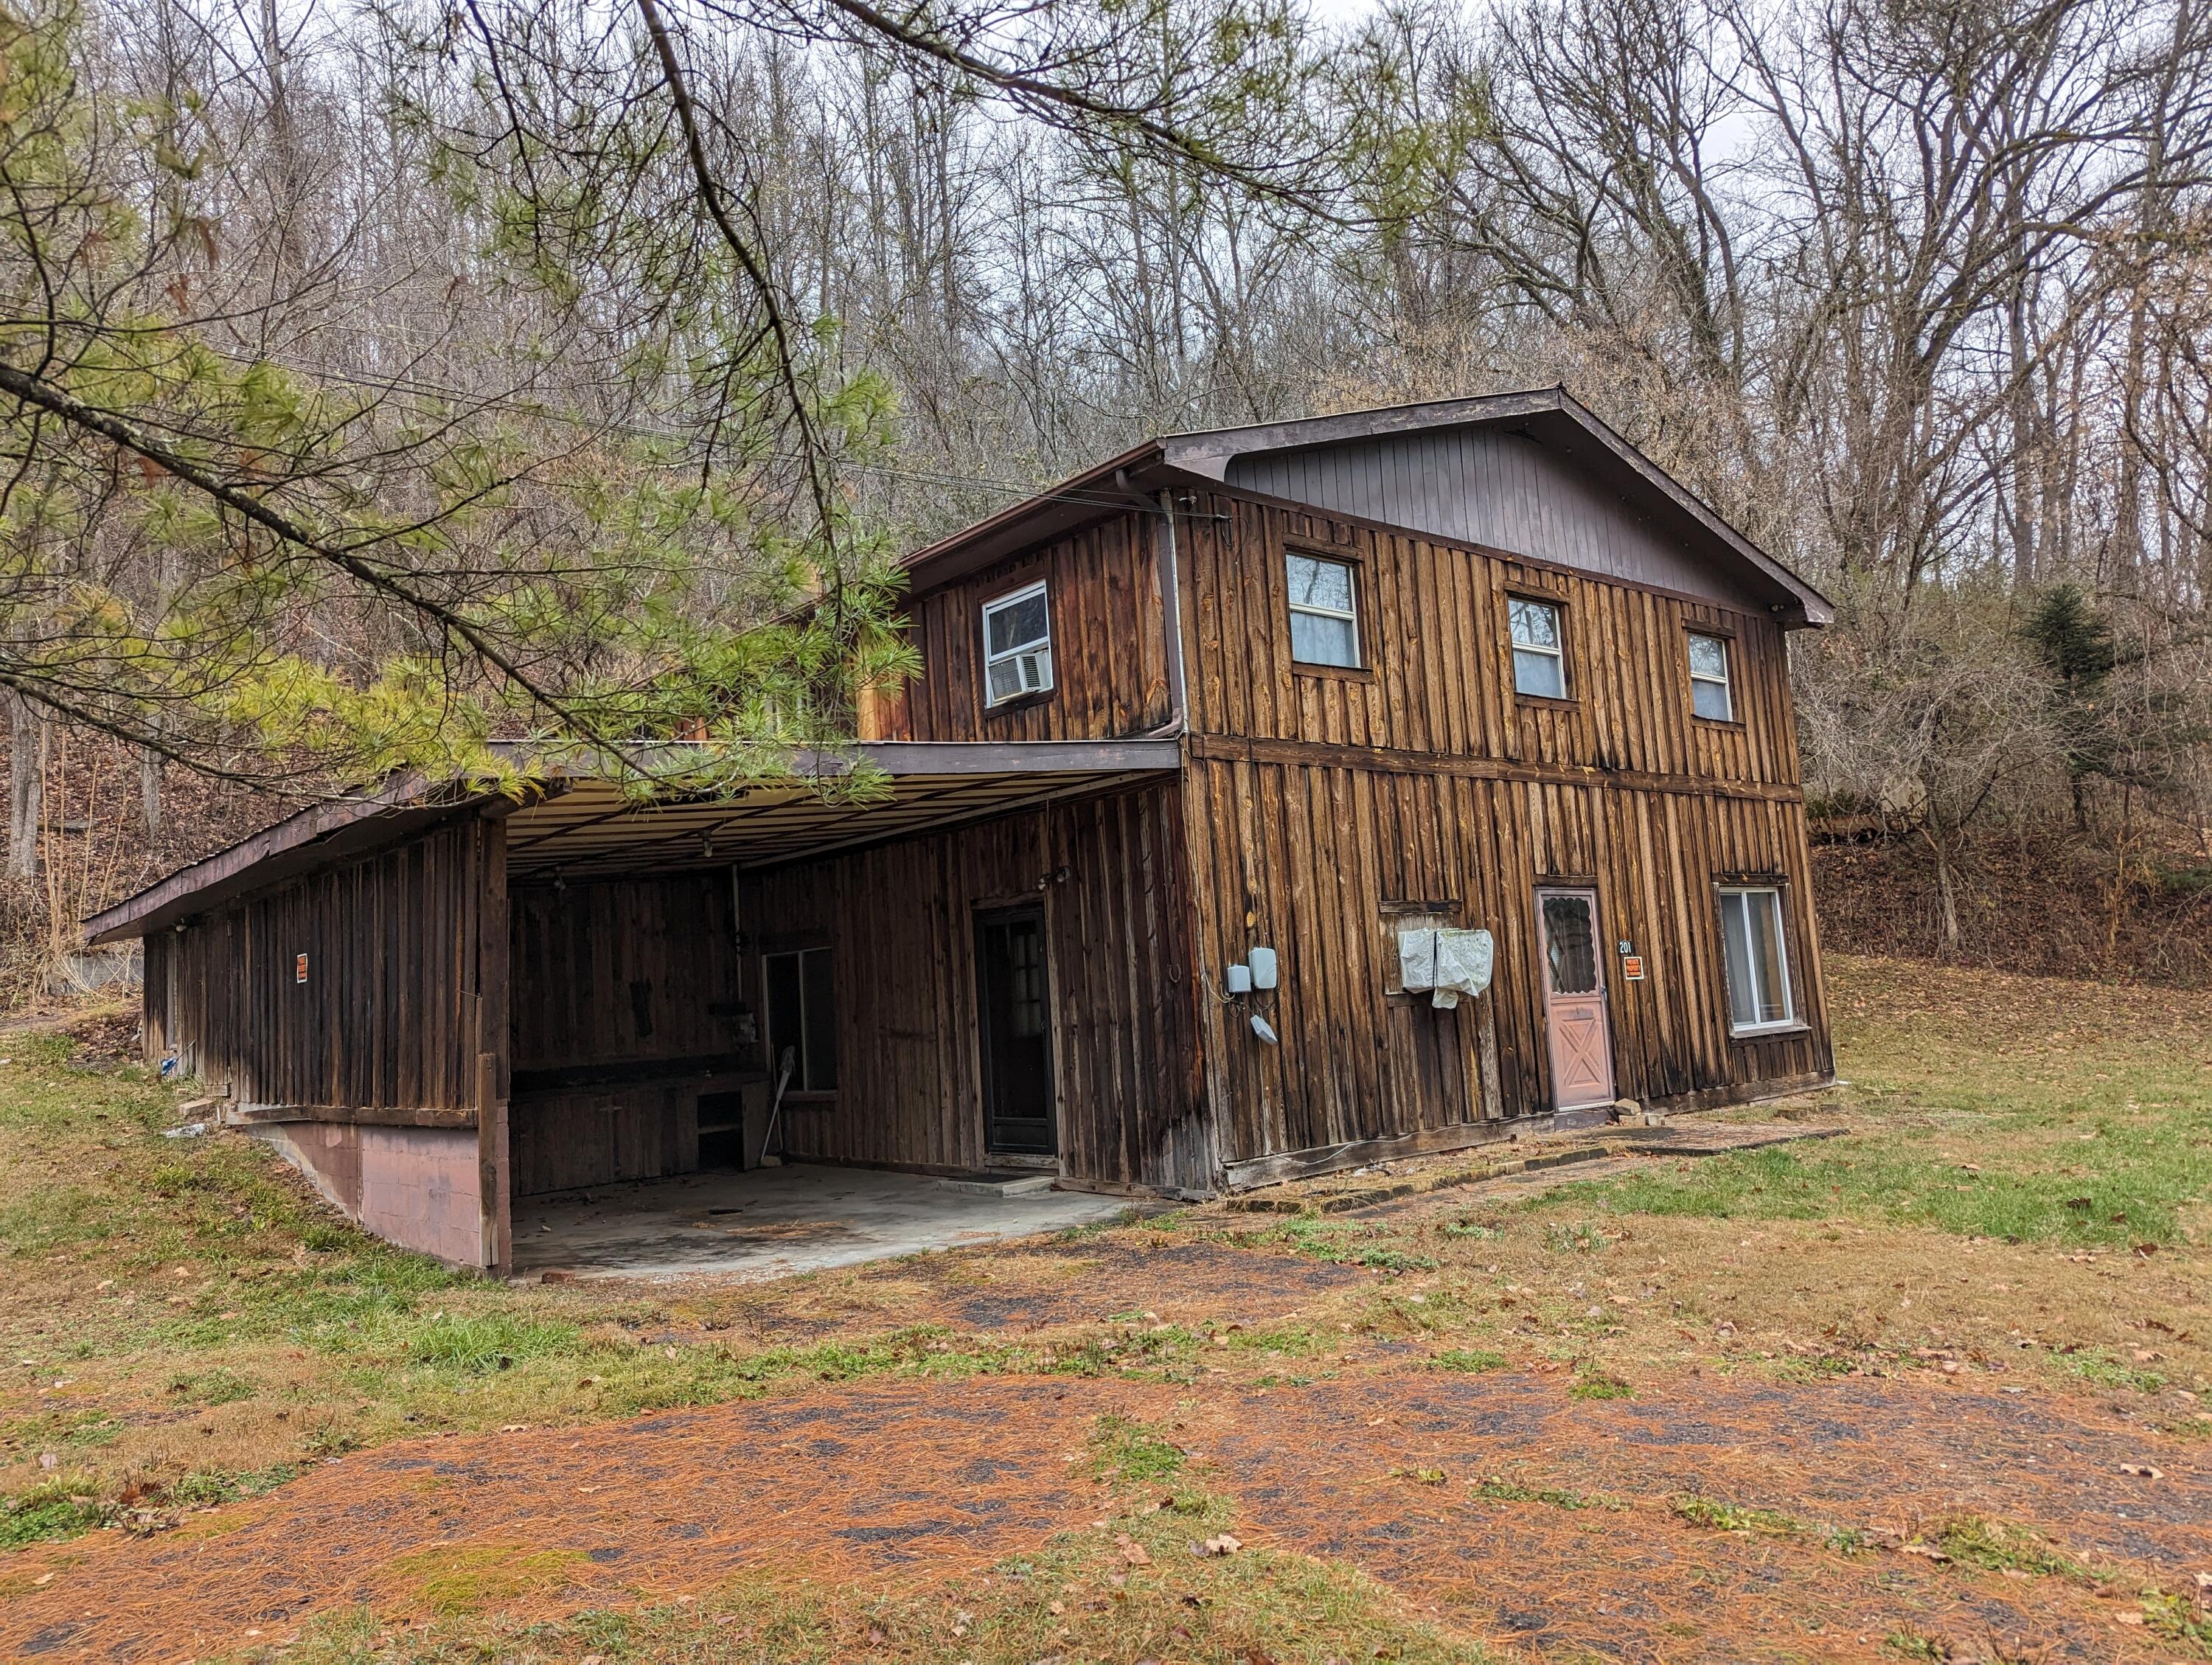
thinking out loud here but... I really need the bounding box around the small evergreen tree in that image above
[2020,584,2118,831]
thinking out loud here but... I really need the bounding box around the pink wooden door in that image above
[1537,888,1615,1111]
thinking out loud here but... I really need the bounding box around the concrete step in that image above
[938,1172,1060,1198]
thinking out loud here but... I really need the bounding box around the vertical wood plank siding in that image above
[1180,491,1802,785]
[872,513,1172,743]
[1174,490,1831,1153]
[509,875,740,1071]
[739,779,1208,1193]
[505,874,743,1196]
[142,818,498,1113]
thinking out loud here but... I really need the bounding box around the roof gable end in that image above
[902,389,1830,628]
[1158,389,1831,626]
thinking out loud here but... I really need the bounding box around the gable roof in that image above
[904,387,1832,628]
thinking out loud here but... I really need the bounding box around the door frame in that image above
[1533,883,1616,1117]
[974,901,1060,1158]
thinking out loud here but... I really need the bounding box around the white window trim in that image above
[1688,632,1735,721]
[1718,885,1795,1035]
[1509,598,1568,697]
[981,580,1054,706]
[1285,552,1362,667]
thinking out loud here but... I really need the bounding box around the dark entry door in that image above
[977,907,1056,1155]
[1536,887,1615,1113]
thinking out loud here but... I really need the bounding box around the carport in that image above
[83,739,1185,1274]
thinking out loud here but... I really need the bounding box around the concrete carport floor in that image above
[507,1162,1145,1282]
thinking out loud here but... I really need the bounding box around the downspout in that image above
[1136,482,1224,1198]
[1141,487,1189,739]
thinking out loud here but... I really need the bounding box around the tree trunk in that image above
[7,693,45,881]
[1919,771,1961,958]
[140,743,164,839]
[1929,834,1960,959]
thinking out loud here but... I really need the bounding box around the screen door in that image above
[1536,887,1615,1112]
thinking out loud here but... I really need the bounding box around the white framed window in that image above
[1285,550,1361,667]
[1688,631,1734,721]
[762,945,838,1091]
[1717,886,1794,1034]
[1509,597,1567,698]
[981,580,1054,706]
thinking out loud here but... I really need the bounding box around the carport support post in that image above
[475,812,513,1273]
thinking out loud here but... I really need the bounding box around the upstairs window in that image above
[763,945,838,1091]
[1688,631,1734,720]
[1509,597,1567,698]
[981,581,1053,706]
[1717,887,1793,1034]
[1285,551,1361,668]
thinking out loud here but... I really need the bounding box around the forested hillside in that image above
[1,0,2207,994]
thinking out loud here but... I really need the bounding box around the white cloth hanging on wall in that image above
[1397,925,1495,1009]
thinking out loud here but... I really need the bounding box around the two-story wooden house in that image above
[87,389,1834,1270]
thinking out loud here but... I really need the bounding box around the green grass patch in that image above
[1220,1322,1327,1357]
[1355,1246,1439,1273]
[1534,992,2212,1245]
[403,1310,582,1374]
[1,1473,112,1548]
[1673,1494,1803,1535]
[2138,1588,2212,1653]
[1091,1414,1186,1484]
[1770,1352,1863,1383]
[385,1543,587,1615]
[159,1464,303,1509]
[2051,1346,2168,1395]
[166,1368,257,1407]
[1569,1370,1633,1400]
[1242,1214,1438,1273]
[1924,1514,2093,1581]
[1432,1347,1510,1374]
[1470,1476,1630,1511]
[1263,1215,1362,1259]
[4,1406,124,1453]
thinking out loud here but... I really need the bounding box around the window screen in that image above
[1285,552,1360,667]
[763,946,838,1091]
[1509,598,1567,698]
[1688,632,1734,721]
[1717,888,1793,1032]
[1540,893,1599,995]
[981,582,1053,705]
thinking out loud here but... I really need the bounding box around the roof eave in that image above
[82,782,512,947]
[899,442,1167,593]
[83,740,1184,945]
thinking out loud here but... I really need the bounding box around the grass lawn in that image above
[1,955,2208,1662]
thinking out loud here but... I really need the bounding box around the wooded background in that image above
[3,0,2208,995]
